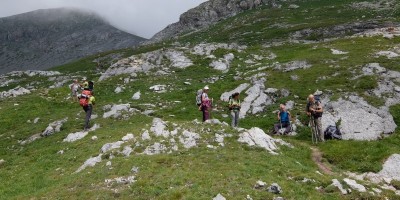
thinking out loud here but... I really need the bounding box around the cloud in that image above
[0,0,207,38]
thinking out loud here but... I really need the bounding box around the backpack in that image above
[88,81,94,91]
[79,90,92,107]
[196,89,203,106]
[324,125,342,140]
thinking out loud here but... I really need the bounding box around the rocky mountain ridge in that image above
[151,0,277,42]
[0,8,146,74]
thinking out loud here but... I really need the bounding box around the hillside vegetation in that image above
[0,0,400,199]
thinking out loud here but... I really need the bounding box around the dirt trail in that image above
[310,147,333,175]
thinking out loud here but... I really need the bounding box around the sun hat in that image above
[204,86,209,90]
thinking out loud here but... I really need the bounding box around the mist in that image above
[0,0,207,38]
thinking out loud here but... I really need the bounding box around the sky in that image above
[0,0,207,39]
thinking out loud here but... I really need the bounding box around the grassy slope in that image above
[1,0,400,199]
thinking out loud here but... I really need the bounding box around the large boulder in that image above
[322,96,396,140]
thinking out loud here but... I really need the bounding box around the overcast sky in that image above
[0,0,207,38]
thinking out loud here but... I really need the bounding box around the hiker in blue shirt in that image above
[274,104,291,135]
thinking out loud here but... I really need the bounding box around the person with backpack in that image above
[69,79,80,102]
[228,92,241,127]
[201,86,212,122]
[78,89,95,130]
[306,94,324,142]
[81,77,89,90]
[273,104,291,134]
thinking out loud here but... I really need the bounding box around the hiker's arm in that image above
[277,111,281,120]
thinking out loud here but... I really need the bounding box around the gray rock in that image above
[106,161,112,167]
[285,101,295,110]
[321,96,396,140]
[331,49,348,55]
[143,142,167,155]
[179,130,201,149]
[288,4,300,9]
[149,85,167,93]
[268,183,282,194]
[105,175,136,185]
[378,154,400,181]
[254,180,267,189]
[0,159,5,166]
[75,154,102,173]
[209,53,235,72]
[290,75,299,80]
[362,63,386,75]
[282,61,311,72]
[150,118,170,138]
[212,193,226,200]
[114,86,123,94]
[331,179,348,195]
[101,141,124,153]
[122,133,135,141]
[0,86,31,99]
[33,117,40,124]
[220,83,250,101]
[103,104,132,119]
[376,51,399,59]
[91,136,98,141]
[131,166,139,173]
[238,127,279,155]
[164,50,193,68]
[343,178,366,192]
[191,43,246,56]
[141,130,151,140]
[63,124,100,142]
[41,118,68,137]
[122,146,133,157]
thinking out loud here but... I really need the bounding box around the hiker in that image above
[78,89,95,130]
[273,104,291,134]
[69,79,80,102]
[201,86,212,122]
[306,94,324,142]
[228,92,241,127]
[81,78,89,90]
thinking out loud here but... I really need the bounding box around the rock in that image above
[191,43,247,56]
[239,79,273,118]
[212,193,226,200]
[132,91,141,100]
[63,124,100,142]
[41,118,68,137]
[331,49,348,55]
[91,136,98,141]
[122,146,133,157]
[141,130,151,140]
[343,178,366,192]
[246,194,253,200]
[268,183,282,194]
[313,90,323,96]
[376,51,399,59]
[395,87,400,93]
[205,119,224,125]
[131,166,139,173]
[24,70,61,77]
[149,85,167,93]
[321,96,397,140]
[331,179,348,195]
[209,53,235,72]
[164,50,193,68]
[33,117,40,124]
[143,142,167,155]
[285,101,295,110]
[150,118,170,138]
[215,134,225,147]
[75,154,102,173]
[179,130,201,149]
[103,104,132,119]
[101,141,124,153]
[220,83,250,101]
[238,127,279,154]
[106,161,112,167]
[362,63,387,75]
[184,82,191,85]
[254,180,267,189]
[0,86,31,99]
[378,154,400,181]
[288,4,300,9]
[114,86,123,94]
[121,133,135,141]
[0,159,5,166]
[290,75,299,80]
[105,176,136,185]
[282,61,311,72]
[273,197,284,200]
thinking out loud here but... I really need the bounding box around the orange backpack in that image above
[79,90,92,107]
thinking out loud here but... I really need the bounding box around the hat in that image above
[204,86,209,90]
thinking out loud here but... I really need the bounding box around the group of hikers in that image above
[69,78,95,131]
[70,80,325,141]
[197,86,325,142]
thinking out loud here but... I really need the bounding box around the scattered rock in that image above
[149,85,167,93]
[106,161,112,167]
[212,193,226,200]
[254,180,267,189]
[191,43,247,56]
[331,179,348,195]
[63,124,100,142]
[0,86,31,99]
[33,117,40,124]
[331,49,348,55]
[150,118,170,138]
[101,141,124,153]
[179,130,201,149]
[75,154,102,173]
[220,83,250,101]
[122,146,133,157]
[164,50,193,68]
[343,178,366,192]
[376,51,399,59]
[0,159,5,166]
[141,130,151,140]
[92,136,98,141]
[122,133,135,141]
[41,118,68,137]
[238,127,279,154]
[288,4,300,9]
[362,63,386,75]
[114,86,124,94]
[105,176,136,186]
[143,142,167,155]
[131,166,139,173]
[268,183,282,194]
[103,104,133,119]
[378,154,400,181]
[282,61,311,72]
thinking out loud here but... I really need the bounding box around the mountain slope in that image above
[0,8,146,74]
[1,0,400,199]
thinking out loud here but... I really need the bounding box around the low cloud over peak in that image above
[0,0,207,38]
